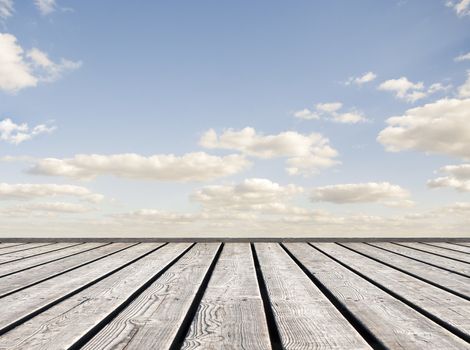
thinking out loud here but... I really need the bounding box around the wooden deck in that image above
[0,241,469,349]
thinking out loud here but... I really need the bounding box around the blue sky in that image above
[0,0,469,237]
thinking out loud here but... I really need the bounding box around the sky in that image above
[0,0,469,238]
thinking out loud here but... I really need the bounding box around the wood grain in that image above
[397,242,470,264]
[182,243,271,350]
[343,243,470,298]
[255,243,370,350]
[0,243,162,333]
[285,242,470,349]
[0,243,131,297]
[313,243,470,338]
[370,242,470,277]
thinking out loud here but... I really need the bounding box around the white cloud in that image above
[345,71,377,85]
[0,118,56,144]
[428,164,470,192]
[293,108,319,120]
[458,71,470,98]
[455,52,470,62]
[27,152,251,182]
[0,183,104,203]
[378,77,425,102]
[316,102,343,113]
[378,98,470,159]
[200,127,339,175]
[0,33,80,93]
[294,102,366,124]
[446,0,470,16]
[0,0,13,20]
[34,0,56,15]
[0,202,94,217]
[310,182,413,207]
[192,178,303,212]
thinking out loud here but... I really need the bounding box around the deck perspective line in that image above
[0,242,84,266]
[0,242,57,257]
[421,242,470,255]
[0,242,168,336]
[314,243,470,344]
[392,242,470,265]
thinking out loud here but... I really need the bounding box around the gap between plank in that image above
[392,243,470,265]
[168,243,224,350]
[0,242,168,336]
[0,242,57,257]
[421,242,470,255]
[69,243,198,350]
[280,243,386,350]
[251,243,283,350]
[314,243,470,344]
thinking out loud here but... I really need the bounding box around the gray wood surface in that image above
[183,243,271,350]
[0,243,191,350]
[0,243,163,332]
[313,243,470,338]
[255,243,370,349]
[370,242,470,277]
[83,243,220,350]
[0,243,132,297]
[0,243,27,250]
[398,242,470,263]
[0,242,105,277]
[0,243,56,258]
[285,243,470,349]
[0,243,79,264]
[343,243,470,298]
[442,243,470,254]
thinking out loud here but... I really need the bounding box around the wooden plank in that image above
[182,243,271,350]
[344,243,470,298]
[0,242,106,277]
[0,242,163,333]
[442,243,470,254]
[0,243,79,264]
[370,242,470,277]
[313,243,470,338]
[285,243,470,349]
[0,243,132,297]
[0,243,55,257]
[83,243,220,350]
[0,243,192,350]
[0,243,28,250]
[254,243,370,349]
[398,242,470,264]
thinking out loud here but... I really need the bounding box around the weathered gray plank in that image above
[182,243,271,350]
[0,242,106,277]
[0,243,55,258]
[255,243,370,349]
[0,243,79,264]
[441,243,470,254]
[0,243,28,250]
[0,243,163,333]
[398,242,470,264]
[83,243,220,350]
[343,243,470,298]
[0,243,132,297]
[313,243,470,338]
[0,243,192,350]
[285,243,469,349]
[370,242,470,277]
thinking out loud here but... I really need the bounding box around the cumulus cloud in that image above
[455,52,470,62]
[0,0,13,20]
[0,33,80,93]
[200,127,339,175]
[378,77,426,102]
[428,164,470,192]
[293,108,319,120]
[458,71,470,98]
[0,118,56,144]
[27,152,251,182]
[0,183,104,203]
[377,98,470,159]
[310,182,413,207]
[294,102,366,124]
[345,71,377,85]
[1,202,94,217]
[34,0,56,15]
[446,0,470,16]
